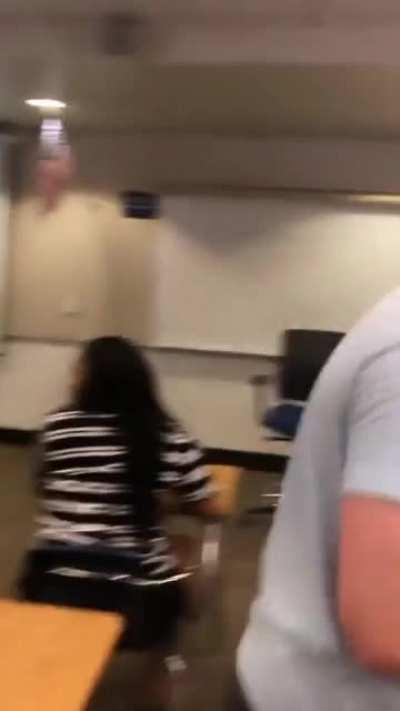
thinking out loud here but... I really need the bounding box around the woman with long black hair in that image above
[20,337,217,653]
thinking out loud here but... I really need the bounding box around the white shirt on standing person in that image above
[238,289,400,711]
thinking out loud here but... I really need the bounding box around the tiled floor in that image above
[0,444,283,710]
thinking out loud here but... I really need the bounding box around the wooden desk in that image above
[0,599,123,711]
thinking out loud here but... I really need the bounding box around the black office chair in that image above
[247,329,344,515]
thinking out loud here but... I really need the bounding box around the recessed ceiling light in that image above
[25,98,66,110]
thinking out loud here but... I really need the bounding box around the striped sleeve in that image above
[159,422,214,503]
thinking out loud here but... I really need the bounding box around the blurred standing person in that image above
[237,289,400,710]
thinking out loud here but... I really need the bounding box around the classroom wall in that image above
[4,133,400,451]
[10,134,400,345]
[0,341,77,430]
[9,192,157,343]
[0,340,276,452]
[153,195,400,354]
[7,136,282,450]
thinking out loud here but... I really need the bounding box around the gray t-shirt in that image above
[238,289,400,711]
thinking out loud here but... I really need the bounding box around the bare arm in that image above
[180,494,224,520]
[159,423,223,519]
[339,496,400,675]
[158,482,224,520]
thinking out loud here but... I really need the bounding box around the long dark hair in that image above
[74,337,170,532]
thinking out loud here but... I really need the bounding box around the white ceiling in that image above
[3,0,400,21]
[2,3,400,139]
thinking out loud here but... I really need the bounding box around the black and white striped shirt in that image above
[34,409,213,581]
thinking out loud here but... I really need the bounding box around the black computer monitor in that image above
[280,329,344,402]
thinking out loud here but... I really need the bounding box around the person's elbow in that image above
[346,633,398,676]
[186,495,225,521]
[356,647,398,676]
[340,600,400,676]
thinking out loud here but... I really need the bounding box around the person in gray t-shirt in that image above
[238,289,400,711]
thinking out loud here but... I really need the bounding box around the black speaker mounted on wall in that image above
[121,191,160,219]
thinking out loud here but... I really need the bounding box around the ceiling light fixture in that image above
[25,98,66,110]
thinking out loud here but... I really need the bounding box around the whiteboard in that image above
[150,194,400,355]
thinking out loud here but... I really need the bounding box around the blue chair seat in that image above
[263,402,304,440]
